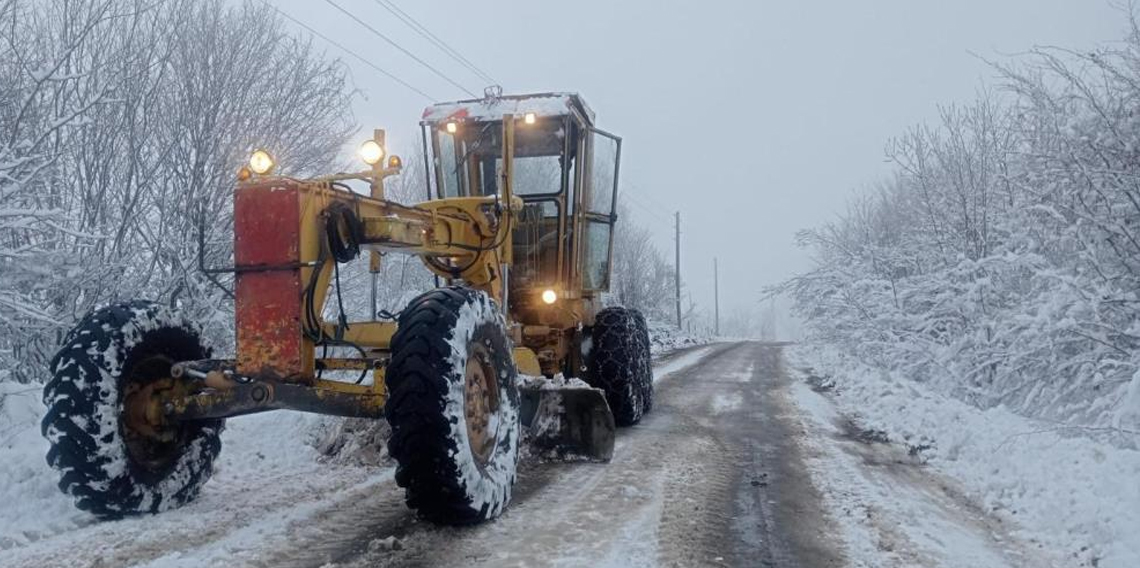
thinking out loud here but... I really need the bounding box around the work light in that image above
[249,150,274,175]
[359,140,384,165]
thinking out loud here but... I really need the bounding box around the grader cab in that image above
[40,93,654,525]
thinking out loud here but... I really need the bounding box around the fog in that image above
[4,2,1140,561]
[277,0,1123,335]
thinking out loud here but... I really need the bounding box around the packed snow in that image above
[0,322,711,564]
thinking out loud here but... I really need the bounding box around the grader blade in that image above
[519,383,615,462]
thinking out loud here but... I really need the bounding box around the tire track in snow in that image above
[3,342,848,568]
[652,344,750,567]
[334,342,845,568]
[789,378,1067,568]
[328,343,737,567]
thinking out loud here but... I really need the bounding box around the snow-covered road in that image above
[0,342,1068,567]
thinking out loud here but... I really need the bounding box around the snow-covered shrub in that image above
[784,16,1140,444]
[645,318,711,355]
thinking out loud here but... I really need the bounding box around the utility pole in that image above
[714,257,719,336]
[674,211,682,329]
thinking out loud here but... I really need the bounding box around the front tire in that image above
[41,301,223,518]
[385,287,520,525]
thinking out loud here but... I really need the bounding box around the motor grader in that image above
[41,92,653,525]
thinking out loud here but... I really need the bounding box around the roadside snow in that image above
[646,320,711,356]
[0,382,83,549]
[0,384,364,555]
[790,345,1140,568]
[790,380,1042,567]
[652,345,718,384]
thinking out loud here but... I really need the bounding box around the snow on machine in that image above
[41,92,653,525]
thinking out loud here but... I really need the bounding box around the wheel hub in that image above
[121,355,183,473]
[464,345,500,466]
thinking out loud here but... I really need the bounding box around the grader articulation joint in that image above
[41,93,653,525]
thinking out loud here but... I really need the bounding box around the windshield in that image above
[430,118,568,198]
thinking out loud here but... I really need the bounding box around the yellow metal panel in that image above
[513,347,542,376]
[320,321,397,349]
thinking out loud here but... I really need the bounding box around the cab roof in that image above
[422,92,595,126]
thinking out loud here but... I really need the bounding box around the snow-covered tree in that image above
[784,13,1140,443]
[0,0,355,382]
[609,203,674,321]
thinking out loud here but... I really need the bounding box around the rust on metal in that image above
[464,345,499,466]
[164,376,385,421]
[234,179,304,377]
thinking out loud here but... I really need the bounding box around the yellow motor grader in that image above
[41,92,653,525]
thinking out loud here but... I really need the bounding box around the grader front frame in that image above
[40,92,653,526]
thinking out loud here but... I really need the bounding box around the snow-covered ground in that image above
[9,337,1116,567]
[645,319,711,356]
[789,345,1140,568]
[0,331,713,563]
[0,381,82,549]
[0,378,374,559]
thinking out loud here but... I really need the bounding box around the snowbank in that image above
[0,381,336,551]
[790,344,1140,568]
[646,319,711,356]
[0,382,83,549]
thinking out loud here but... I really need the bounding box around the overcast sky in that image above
[275,0,1124,333]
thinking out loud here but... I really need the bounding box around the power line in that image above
[619,187,675,227]
[373,0,498,87]
[265,1,435,101]
[624,184,674,218]
[621,194,673,227]
[624,191,670,219]
[325,0,478,98]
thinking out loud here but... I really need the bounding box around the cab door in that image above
[579,128,621,293]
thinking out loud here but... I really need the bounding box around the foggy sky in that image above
[274,0,1123,333]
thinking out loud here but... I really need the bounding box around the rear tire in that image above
[587,306,645,426]
[630,310,654,414]
[385,287,520,525]
[41,301,223,519]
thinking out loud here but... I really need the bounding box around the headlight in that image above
[445,121,458,134]
[523,112,536,125]
[249,150,274,175]
[359,139,384,165]
[541,289,557,304]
